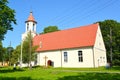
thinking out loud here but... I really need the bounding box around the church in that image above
[22,12,107,68]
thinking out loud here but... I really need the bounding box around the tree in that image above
[11,45,20,65]
[2,47,9,63]
[10,32,38,67]
[22,32,38,68]
[0,0,16,41]
[43,26,60,34]
[99,20,120,66]
[7,46,13,66]
[0,42,9,66]
[0,42,4,62]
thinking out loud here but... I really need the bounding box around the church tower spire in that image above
[22,12,37,41]
[25,12,37,32]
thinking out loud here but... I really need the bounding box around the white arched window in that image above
[27,23,29,31]
[33,23,35,31]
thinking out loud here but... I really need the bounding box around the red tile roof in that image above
[26,12,36,23]
[33,23,99,52]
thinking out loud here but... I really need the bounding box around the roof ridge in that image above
[37,23,98,36]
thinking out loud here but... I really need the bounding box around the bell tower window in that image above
[33,23,35,31]
[27,23,29,31]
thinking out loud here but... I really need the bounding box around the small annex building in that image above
[33,23,107,68]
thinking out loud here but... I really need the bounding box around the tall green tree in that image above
[22,32,37,65]
[0,42,4,62]
[11,45,20,65]
[10,32,37,67]
[0,0,16,41]
[7,46,13,66]
[2,47,9,62]
[99,20,120,66]
[0,42,8,66]
[43,26,60,34]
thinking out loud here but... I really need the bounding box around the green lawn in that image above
[0,66,120,80]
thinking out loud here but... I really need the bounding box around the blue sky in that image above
[2,0,120,48]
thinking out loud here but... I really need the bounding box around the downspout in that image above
[92,46,95,68]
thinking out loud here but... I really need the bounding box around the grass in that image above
[0,66,120,80]
[54,66,120,72]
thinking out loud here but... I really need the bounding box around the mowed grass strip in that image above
[0,66,120,80]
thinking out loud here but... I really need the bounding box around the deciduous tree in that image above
[22,32,38,67]
[43,26,60,34]
[11,45,20,65]
[0,0,16,41]
[99,20,120,66]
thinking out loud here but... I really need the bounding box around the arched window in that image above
[27,23,29,31]
[33,23,35,31]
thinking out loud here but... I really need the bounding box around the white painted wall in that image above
[26,21,36,32]
[61,47,94,68]
[37,50,62,67]
[22,32,36,41]
[22,20,37,41]
[37,47,95,68]
[93,26,107,67]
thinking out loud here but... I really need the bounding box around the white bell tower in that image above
[22,12,37,41]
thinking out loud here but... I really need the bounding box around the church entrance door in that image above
[47,60,53,66]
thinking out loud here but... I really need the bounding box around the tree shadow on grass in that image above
[0,68,24,73]
[0,77,32,80]
[57,73,120,80]
[111,66,120,71]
